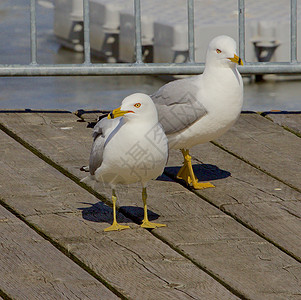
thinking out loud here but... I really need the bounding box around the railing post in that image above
[30,0,37,65]
[1,0,301,76]
[187,0,195,63]
[290,0,297,63]
[134,0,143,63]
[238,0,245,63]
[83,0,91,64]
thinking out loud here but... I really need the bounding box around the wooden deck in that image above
[0,111,300,300]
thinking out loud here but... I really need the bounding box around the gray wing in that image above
[89,118,120,175]
[151,77,207,135]
[89,120,105,175]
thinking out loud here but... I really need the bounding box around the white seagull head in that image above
[108,93,158,122]
[205,35,243,68]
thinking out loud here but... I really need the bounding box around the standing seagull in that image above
[83,93,168,231]
[151,35,243,189]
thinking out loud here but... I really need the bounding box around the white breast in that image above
[167,68,243,150]
[95,122,168,186]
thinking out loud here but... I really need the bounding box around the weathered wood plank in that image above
[0,129,238,300]
[0,113,92,177]
[0,205,119,300]
[27,213,239,300]
[99,171,301,299]
[165,144,301,260]
[1,112,301,299]
[215,113,301,191]
[263,112,301,137]
[1,112,300,257]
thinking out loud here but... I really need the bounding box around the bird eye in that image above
[134,103,141,108]
[216,49,222,54]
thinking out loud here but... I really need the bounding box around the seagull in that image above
[151,35,243,189]
[83,93,168,231]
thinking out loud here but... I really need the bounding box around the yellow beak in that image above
[107,107,133,119]
[228,54,243,65]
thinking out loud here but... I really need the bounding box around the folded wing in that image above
[89,118,121,175]
[151,77,207,135]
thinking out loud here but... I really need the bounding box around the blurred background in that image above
[1,0,301,111]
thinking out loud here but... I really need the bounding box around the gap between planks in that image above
[211,139,301,195]
[0,288,12,300]
[0,122,246,300]
[162,168,301,264]
[0,198,128,300]
[1,112,300,295]
[1,111,300,297]
[261,111,301,139]
[210,111,301,195]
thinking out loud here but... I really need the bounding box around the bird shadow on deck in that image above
[162,163,231,185]
[78,163,229,225]
[78,202,160,225]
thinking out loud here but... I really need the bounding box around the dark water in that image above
[0,0,165,111]
[1,0,300,111]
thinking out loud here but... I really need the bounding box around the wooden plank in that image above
[1,112,301,299]
[0,205,119,300]
[0,130,238,300]
[27,213,239,300]
[165,144,301,260]
[215,113,301,191]
[1,112,300,257]
[263,112,301,137]
[110,181,301,300]
[0,113,92,177]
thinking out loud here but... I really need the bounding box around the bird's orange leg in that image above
[104,189,130,232]
[141,188,166,229]
[177,149,215,190]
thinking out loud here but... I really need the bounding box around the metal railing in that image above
[0,0,299,76]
